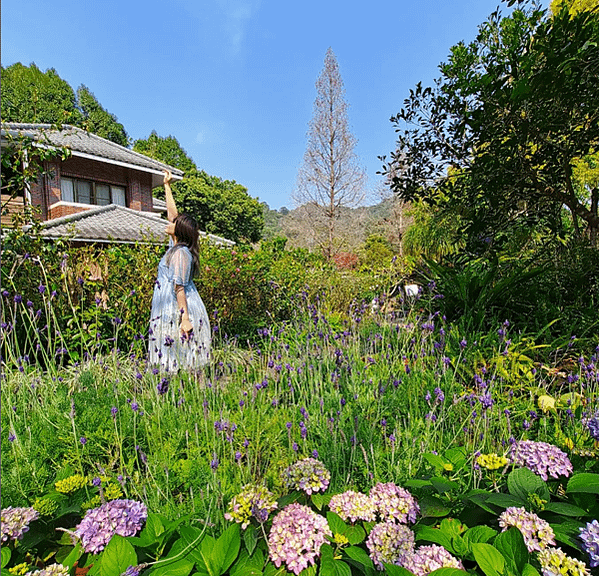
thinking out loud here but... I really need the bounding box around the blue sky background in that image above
[1,0,548,210]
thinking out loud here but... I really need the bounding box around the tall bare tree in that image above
[294,48,366,259]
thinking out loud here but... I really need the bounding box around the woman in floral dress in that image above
[148,170,210,371]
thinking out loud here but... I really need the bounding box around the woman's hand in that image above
[180,317,193,339]
[163,169,173,186]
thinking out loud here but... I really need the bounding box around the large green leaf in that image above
[494,528,527,574]
[543,502,587,517]
[463,526,497,546]
[507,468,549,502]
[149,538,196,576]
[471,543,505,576]
[99,535,137,576]
[320,544,352,576]
[229,549,264,576]
[415,526,452,550]
[213,523,241,574]
[1,549,10,569]
[566,473,599,495]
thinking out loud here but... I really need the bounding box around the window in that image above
[60,177,127,207]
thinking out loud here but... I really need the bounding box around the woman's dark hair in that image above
[168,213,200,277]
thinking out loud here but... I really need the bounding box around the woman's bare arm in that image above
[164,170,178,223]
[175,285,193,337]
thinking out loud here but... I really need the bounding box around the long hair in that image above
[167,213,200,277]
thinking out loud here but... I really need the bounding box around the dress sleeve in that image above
[170,247,192,287]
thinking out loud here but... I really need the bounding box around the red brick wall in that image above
[48,203,91,220]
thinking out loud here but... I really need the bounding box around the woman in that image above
[148,170,211,371]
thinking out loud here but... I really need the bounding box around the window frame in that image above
[60,176,127,207]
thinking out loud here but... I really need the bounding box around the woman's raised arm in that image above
[163,170,179,223]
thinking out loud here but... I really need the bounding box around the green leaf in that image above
[311,493,328,511]
[415,526,452,550]
[99,535,137,576]
[463,526,497,546]
[130,512,165,547]
[486,493,527,509]
[320,544,351,576]
[57,542,83,567]
[244,525,258,556]
[494,528,527,574]
[522,564,541,576]
[423,453,450,471]
[1,549,10,569]
[419,496,451,518]
[404,479,433,489]
[430,477,460,494]
[464,490,498,514]
[178,525,206,563]
[383,564,415,576]
[566,473,599,495]
[444,447,467,470]
[150,538,196,576]
[345,524,366,545]
[213,523,241,574]
[543,502,587,517]
[327,512,348,536]
[428,569,470,576]
[229,549,264,576]
[451,535,470,558]
[344,545,375,571]
[471,543,505,576]
[508,468,549,502]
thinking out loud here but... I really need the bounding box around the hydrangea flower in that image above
[268,503,332,575]
[1,506,39,542]
[499,507,555,552]
[224,485,278,528]
[55,474,88,494]
[509,440,573,481]
[369,482,419,524]
[538,547,590,576]
[403,544,464,575]
[282,457,330,495]
[329,490,377,523]
[366,521,415,569]
[25,564,70,576]
[579,519,599,567]
[74,499,147,554]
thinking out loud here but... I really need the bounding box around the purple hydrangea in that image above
[366,521,415,569]
[509,440,573,481]
[580,519,599,568]
[328,490,377,523]
[1,506,39,542]
[369,482,419,524]
[403,544,465,575]
[282,457,330,495]
[267,503,332,575]
[24,564,69,576]
[74,499,147,554]
[499,507,556,552]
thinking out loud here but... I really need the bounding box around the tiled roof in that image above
[23,204,235,246]
[1,123,184,187]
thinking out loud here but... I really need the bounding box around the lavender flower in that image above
[224,485,278,529]
[538,547,590,576]
[268,503,332,575]
[366,521,415,569]
[328,490,377,523]
[1,506,39,542]
[586,416,599,441]
[74,499,147,554]
[282,458,330,495]
[499,507,556,552]
[579,519,599,568]
[370,482,419,524]
[403,545,464,575]
[509,440,573,481]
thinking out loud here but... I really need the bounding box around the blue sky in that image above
[1,0,548,210]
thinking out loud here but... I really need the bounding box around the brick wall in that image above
[48,202,92,220]
[27,156,156,220]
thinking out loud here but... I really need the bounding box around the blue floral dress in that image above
[148,240,211,371]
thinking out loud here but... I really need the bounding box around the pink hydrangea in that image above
[1,506,39,542]
[328,490,377,523]
[369,482,419,524]
[75,499,147,554]
[509,440,573,481]
[268,503,332,575]
[282,458,330,495]
[403,545,464,575]
[366,521,415,569]
[499,507,555,552]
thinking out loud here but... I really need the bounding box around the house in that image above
[1,123,234,246]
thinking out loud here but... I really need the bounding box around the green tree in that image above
[382,1,599,249]
[1,62,81,125]
[76,85,129,147]
[133,133,264,243]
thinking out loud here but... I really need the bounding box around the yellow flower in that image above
[477,453,509,470]
[537,395,556,413]
[33,496,59,516]
[333,533,349,546]
[9,563,29,576]
[55,474,88,494]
